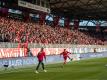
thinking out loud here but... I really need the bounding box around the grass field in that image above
[0,58,107,80]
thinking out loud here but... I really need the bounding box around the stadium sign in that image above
[80,52,107,59]
[0,54,80,68]
[18,0,50,13]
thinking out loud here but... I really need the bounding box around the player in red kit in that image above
[35,48,47,73]
[60,49,73,65]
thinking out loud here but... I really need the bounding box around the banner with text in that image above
[18,0,50,13]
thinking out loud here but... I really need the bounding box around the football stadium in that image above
[0,0,107,80]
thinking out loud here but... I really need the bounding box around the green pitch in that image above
[0,58,107,80]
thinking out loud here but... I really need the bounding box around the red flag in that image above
[96,23,100,32]
[53,16,60,27]
[39,13,47,25]
[64,18,70,29]
[74,19,79,30]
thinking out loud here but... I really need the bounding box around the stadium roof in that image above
[49,0,107,20]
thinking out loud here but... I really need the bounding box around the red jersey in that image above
[61,51,71,57]
[37,51,46,61]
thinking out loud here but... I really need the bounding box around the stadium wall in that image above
[80,52,107,59]
[0,54,79,68]
[0,52,107,68]
[0,47,107,58]
[0,43,107,68]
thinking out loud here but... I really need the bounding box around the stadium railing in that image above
[0,42,107,53]
[0,42,106,48]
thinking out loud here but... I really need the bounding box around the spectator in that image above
[0,16,106,45]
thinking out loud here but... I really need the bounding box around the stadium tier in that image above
[0,16,105,45]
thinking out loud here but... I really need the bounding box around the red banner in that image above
[64,18,70,29]
[1,8,8,17]
[0,48,24,58]
[53,16,60,27]
[74,19,79,30]
[39,13,47,25]
[96,23,100,32]
[0,48,65,58]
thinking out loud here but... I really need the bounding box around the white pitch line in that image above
[0,68,33,75]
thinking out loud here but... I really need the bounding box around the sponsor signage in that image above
[18,0,50,13]
[80,52,107,59]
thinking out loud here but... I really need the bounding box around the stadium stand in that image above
[0,16,105,45]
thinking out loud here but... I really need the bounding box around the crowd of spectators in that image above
[0,16,105,45]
